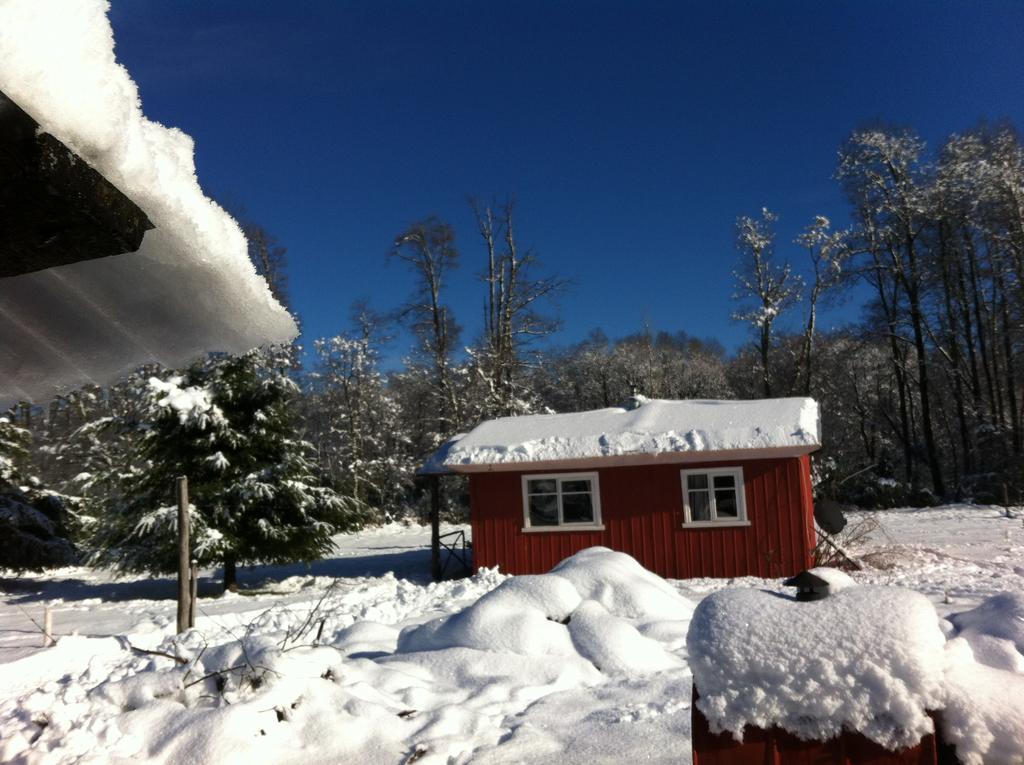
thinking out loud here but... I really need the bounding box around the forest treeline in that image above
[3,123,1023,571]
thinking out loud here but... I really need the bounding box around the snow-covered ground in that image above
[1,505,1022,764]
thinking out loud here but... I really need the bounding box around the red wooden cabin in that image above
[422,397,821,578]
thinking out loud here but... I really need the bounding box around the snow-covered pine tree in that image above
[0,414,79,570]
[89,347,364,590]
[38,369,156,507]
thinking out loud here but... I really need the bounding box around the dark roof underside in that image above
[0,89,153,278]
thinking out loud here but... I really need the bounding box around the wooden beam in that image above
[176,476,191,634]
[0,89,153,278]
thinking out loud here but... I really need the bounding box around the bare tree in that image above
[243,223,290,311]
[732,208,802,397]
[470,198,567,417]
[796,216,850,395]
[390,217,461,434]
[838,128,945,496]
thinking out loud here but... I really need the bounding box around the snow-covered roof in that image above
[0,1,297,405]
[427,397,820,473]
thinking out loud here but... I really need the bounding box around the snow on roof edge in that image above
[418,434,466,476]
[426,398,820,470]
[0,1,298,404]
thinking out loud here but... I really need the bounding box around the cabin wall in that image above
[469,456,814,578]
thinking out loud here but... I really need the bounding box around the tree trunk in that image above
[997,273,1022,454]
[760,321,773,398]
[801,295,817,396]
[908,297,945,495]
[223,557,238,592]
[966,239,998,423]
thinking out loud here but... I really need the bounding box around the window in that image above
[681,467,748,526]
[522,473,602,531]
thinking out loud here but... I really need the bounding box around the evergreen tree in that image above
[90,347,363,590]
[0,415,78,570]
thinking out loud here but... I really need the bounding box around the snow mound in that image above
[687,585,946,750]
[0,0,296,404]
[397,574,582,658]
[943,637,1024,765]
[940,592,1024,764]
[551,546,696,622]
[436,397,819,469]
[950,591,1024,655]
[398,547,693,675]
[567,600,682,674]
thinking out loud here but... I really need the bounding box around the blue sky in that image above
[108,1,1024,360]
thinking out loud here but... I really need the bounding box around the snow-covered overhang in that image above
[421,397,821,474]
[0,1,298,405]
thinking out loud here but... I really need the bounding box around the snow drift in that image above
[398,547,692,675]
[0,0,297,404]
[942,593,1024,765]
[0,546,697,764]
[3,527,1022,764]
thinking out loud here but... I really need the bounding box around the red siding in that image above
[469,456,814,578]
[691,686,944,765]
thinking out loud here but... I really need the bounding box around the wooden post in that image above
[188,560,198,629]
[176,476,191,634]
[430,476,441,582]
[43,606,53,647]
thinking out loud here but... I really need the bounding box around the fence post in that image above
[176,476,191,634]
[189,559,198,628]
[43,606,54,647]
[430,476,441,582]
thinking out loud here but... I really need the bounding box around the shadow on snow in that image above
[1,547,437,605]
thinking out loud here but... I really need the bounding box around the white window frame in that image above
[680,466,749,528]
[521,472,604,532]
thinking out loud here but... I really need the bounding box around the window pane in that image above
[715,489,738,518]
[562,493,594,523]
[528,479,556,494]
[529,494,558,526]
[687,474,709,490]
[689,491,711,521]
[713,474,735,489]
[561,479,592,493]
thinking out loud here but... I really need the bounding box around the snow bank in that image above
[687,585,947,750]
[949,591,1024,656]
[943,638,1024,765]
[0,0,297,405]
[438,397,819,469]
[0,549,694,764]
[941,593,1024,764]
[399,547,691,676]
[3,504,1021,764]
